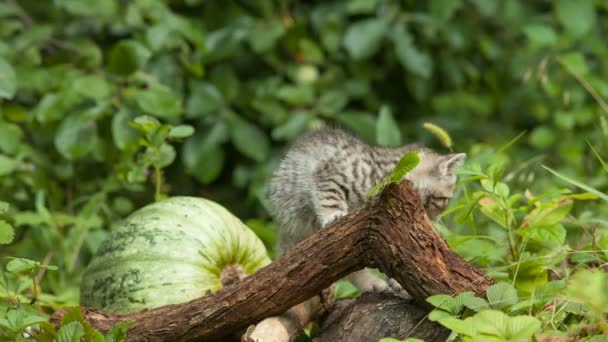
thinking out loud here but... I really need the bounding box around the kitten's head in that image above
[406,151,466,220]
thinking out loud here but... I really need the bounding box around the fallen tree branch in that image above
[52,181,494,341]
[316,292,450,342]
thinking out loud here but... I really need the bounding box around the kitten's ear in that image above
[439,153,466,176]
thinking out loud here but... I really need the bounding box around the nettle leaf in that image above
[0,56,16,99]
[57,321,85,342]
[555,0,596,38]
[376,106,401,147]
[507,315,542,340]
[426,294,463,315]
[437,316,476,336]
[0,219,15,245]
[105,320,134,342]
[487,282,518,309]
[343,18,387,60]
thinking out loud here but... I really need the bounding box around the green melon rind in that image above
[80,196,271,313]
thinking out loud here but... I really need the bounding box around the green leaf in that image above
[132,84,182,118]
[368,151,420,197]
[335,279,360,299]
[0,56,16,99]
[566,269,608,312]
[54,115,98,160]
[437,316,476,336]
[430,0,463,22]
[542,165,608,202]
[6,257,37,273]
[523,24,557,46]
[111,109,139,150]
[472,310,509,338]
[182,122,228,184]
[155,143,176,168]
[343,18,387,60]
[507,315,542,340]
[57,321,85,342]
[276,84,315,106]
[526,202,572,228]
[247,18,285,53]
[72,75,111,100]
[230,119,270,162]
[486,282,518,309]
[0,219,14,245]
[558,52,589,77]
[388,151,421,183]
[107,40,151,75]
[186,81,224,118]
[529,126,555,149]
[0,154,19,176]
[392,23,433,79]
[426,294,463,315]
[56,0,117,17]
[169,125,195,139]
[104,320,134,342]
[336,112,377,143]
[521,224,566,247]
[555,0,596,38]
[462,295,490,311]
[272,113,313,141]
[376,106,401,147]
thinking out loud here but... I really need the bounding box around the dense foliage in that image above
[2,0,608,340]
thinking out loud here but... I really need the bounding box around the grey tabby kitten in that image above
[268,128,466,292]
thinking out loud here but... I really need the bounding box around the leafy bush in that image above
[1,0,608,340]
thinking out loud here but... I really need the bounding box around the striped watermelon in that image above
[80,196,271,313]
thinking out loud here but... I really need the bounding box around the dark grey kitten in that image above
[268,128,465,292]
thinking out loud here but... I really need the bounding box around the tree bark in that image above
[316,292,450,342]
[52,181,494,341]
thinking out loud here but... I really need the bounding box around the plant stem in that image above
[154,167,162,201]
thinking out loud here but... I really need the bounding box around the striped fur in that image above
[269,128,466,253]
[268,128,465,293]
